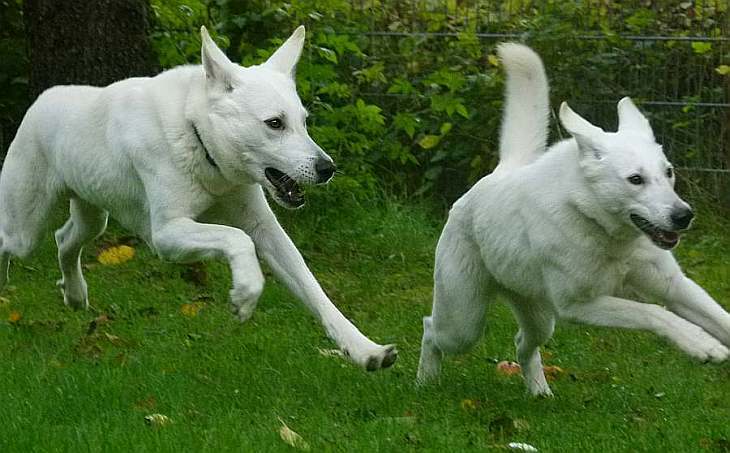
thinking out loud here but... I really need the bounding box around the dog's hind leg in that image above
[507,299,555,396]
[417,221,489,384]
[54,198,108,310]
[0,140,63,268]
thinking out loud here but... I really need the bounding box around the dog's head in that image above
[198,26,334,209]
[559,98,693,250]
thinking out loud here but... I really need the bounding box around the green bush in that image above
[2,1,727,201]
[149,0,729,202]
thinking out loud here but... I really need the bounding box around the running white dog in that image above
[417,43,730,395]
[0,26,397,371]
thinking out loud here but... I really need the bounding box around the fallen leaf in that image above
[496,361,565,381]
[8,310,22,323]
[134,395,157,411]
[87,314,110,335]
[496,361,521,376]
[180,302,204,318]
[278,417,310,451]
[460,399,479,411]
[98,245,135,265]
[144,413,172,427]
[508,442,539,452]
[543,365,565,382]
[0,296,10,305]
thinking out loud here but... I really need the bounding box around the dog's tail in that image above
[495,43,550,173]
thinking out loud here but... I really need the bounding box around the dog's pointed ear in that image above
[200,26,234,90]
[263,25,305,78]
[617,97,655,141]
[560,102,605,159]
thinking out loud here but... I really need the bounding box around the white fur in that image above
[417,43,730,395]
[0,26,397,371]
[495,43,550,173]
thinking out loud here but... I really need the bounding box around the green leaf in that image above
[439,122,453,135]
[316,47,338,64]
[424,166,442,180]
[418,135,441,149]
[387,78,416,95]
[691,42,712,55]
[715,65,730,76]
[456,104,469,119]
[393,112,419,138]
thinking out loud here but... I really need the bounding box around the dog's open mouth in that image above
[630,214,679,250]
[265,167,305,209]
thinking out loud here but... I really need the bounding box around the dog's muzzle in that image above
[630,214,682,250]
[265,167,305,209]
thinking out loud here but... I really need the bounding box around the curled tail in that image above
[495,43,550,173]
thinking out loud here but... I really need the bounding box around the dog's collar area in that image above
[191,122,219,169]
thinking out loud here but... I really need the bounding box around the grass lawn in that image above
[1,193,729,452]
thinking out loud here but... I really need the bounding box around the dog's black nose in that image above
[671,206,694,230]
[315,159,336,183]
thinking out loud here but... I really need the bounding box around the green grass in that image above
[1,194,729,452]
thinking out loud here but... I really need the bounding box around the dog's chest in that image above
[551,247,632,302]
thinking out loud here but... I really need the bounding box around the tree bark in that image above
[23,0,159,99]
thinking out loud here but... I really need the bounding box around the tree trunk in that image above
[23,0,159,99]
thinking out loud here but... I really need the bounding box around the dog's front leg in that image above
[152,217,264,322]
[627,249,730,347]
[558,295,729,362]
[238,190,397,371]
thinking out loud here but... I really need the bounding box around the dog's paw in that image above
[525,374,554,397]
[229,300,256,323]
[679,326,729,363]
[360,344,398,372]
[229,286,260,323]
[698,341,729,363]
[529,387,554,398]
[57,279,88,310]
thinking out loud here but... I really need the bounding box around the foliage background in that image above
[1,0,728,204]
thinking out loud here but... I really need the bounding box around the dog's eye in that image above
[666,167,674,178]
[627,174,644,185]
[264,118,284,130]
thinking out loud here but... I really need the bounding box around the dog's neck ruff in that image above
[191,122,219,169]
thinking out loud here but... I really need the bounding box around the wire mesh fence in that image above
[349,0,729,201]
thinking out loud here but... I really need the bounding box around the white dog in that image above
[417,43,730,395]
[0,26,397,371]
